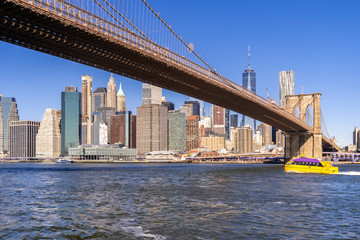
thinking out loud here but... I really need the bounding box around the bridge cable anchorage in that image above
[141,0,237,90]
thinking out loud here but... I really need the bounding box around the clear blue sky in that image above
[0,0,359,147]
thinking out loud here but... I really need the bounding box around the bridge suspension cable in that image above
[321,111,331,139]
[81,0,241,91]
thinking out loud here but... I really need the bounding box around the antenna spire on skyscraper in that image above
[248,45,251,71]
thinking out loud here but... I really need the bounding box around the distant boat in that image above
[57,158,73,164]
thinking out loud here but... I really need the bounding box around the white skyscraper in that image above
[279,71,295,106]
[142,84,162,105]
[82,75,93,144]
[36,108,61,157]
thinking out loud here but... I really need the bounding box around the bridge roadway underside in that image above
[0,0,336,151]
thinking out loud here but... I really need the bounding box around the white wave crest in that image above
[336,171,360,176]
[122,226,166,239]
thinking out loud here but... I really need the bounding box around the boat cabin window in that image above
[292,161,323,167]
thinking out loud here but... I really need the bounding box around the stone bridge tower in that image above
[284,93,322,162]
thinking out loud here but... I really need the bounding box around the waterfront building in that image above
[241,46,257,133]
[82,75,93,144]
[168,110,186,152]
[142,84,162,104]
[116,82,127,112]
[107,73,117,109]
[201,136,225,151]
[136,104,168,154]
[36,108,61,157]
[186,115,199,151]
[92,87,107,112]
[279,70,295,106]
[9,120,40,157]
[61,86,81,156]
[234,125,253,154]
[0,96,19,155]
[184,100,200,116]
[212,104,229,139]
[68,144,137,161]
[110,112,136,148]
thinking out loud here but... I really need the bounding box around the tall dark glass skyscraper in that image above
[0,96,19,155]
[241,46,256,132]
[61,86,81,156]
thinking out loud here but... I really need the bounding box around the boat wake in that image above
[336,171,360,176]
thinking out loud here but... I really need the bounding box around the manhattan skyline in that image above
[0,0,359,147]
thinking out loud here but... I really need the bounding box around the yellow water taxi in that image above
[285,157,338,174]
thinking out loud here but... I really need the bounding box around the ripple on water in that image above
[1,163,360,239]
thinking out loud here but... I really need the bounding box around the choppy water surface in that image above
[1,163,360,239]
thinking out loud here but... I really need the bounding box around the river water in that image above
[1,163,360,239]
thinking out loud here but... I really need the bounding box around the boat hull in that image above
[285,165,338,174]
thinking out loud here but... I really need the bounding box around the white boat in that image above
[57,158,73,163]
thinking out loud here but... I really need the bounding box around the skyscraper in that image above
[110,112,136,148]
[241,46,256,132]
[92,87,107,112]
[168,110,186,151]
[0,96,19,155]
[82,75,93,144]
[184,101,200,116]
[212,104,230,139]
[9,120,40,157]
[136,104,168,154]
[36,108,61,157]
[354,126,359,149]
[162,101,175,111]
[94,107,116,144]
[235,125,253,154]
[230,114,238,128]
[279,70,295,106]
[137,84,167,154]
[61,86,81,156]
[116,82,127,112]
[190,97,205,118]
[107,73,117,109]
[186,115,199,151]
[142,84,162,104]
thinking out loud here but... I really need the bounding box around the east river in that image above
[1,163,360,239]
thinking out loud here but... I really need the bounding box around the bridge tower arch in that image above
[284,93,322,162]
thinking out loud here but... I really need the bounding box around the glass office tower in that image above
[0,96,19,155]
[61,87,81,156]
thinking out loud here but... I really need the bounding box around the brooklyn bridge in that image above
[0,0,339,160]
